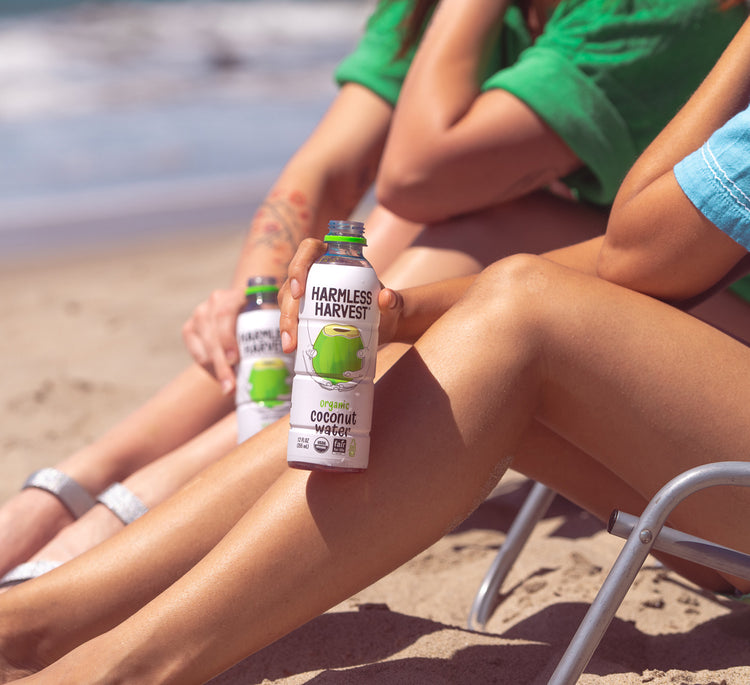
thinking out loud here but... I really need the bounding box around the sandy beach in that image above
[1,226,748,684]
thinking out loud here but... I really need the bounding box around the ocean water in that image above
[0,0,373,256]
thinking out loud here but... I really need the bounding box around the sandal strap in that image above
[23,468,96,519]
[0,560,62,588]
[96,483,148,525]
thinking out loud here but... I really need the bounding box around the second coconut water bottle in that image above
[235,277,293,444]
[287,220,380,472]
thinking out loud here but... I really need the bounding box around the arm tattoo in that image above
[246,190,314,270]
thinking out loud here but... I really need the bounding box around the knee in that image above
[475,253,561,304]
[467,254,567,338]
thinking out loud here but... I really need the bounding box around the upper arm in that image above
[596,18,750,301]
[288,83,393,199]
[599,169,748,301]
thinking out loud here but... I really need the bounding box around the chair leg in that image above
[468,481,556,630]
[548,461,750,685]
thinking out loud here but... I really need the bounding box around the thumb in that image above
[378,287,403,312]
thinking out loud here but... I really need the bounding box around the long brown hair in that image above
[396,0,437,58]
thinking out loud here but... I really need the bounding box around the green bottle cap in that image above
[245,284,279,296]
[324,235,367,245]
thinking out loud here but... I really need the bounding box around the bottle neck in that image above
[244,277,279,309]
[325,239,365,259]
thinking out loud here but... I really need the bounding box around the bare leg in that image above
[0,419,291,680]
[6,255,750,684]
[0,192,602,575]
[0,366,232,576]
[0,210,423,574]
[512,420,731,589]
[0,343,410,679]
[22,413,239,568]
[0,206,423,587]
[691,288,750,344]
[381,191,608,286]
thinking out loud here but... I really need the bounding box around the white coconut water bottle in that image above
[287,220,380,472]
[235,277,293,443]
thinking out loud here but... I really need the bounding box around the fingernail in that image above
[290,278,302,298]
[221,379,233,395]
[281,330,292,351]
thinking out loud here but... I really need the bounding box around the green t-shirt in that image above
[335,0,746,206]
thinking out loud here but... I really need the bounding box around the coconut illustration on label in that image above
[309,323,366,386]
[249,358,291,405]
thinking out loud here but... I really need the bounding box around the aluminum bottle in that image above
[287,220,380,471]
[235,277,292,443]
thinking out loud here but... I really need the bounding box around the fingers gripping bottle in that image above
[287,220,380,472]
[235,277,293,444]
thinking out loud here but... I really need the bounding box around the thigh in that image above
[690,288,750,345]
[512,261,750,561]
[513,421,734,590]
[382,191,608,288]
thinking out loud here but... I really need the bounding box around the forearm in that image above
[614,18,750,208]
[229,173,350,290]
[392,275,476,344]
[542,236,604,276]
[377,0,508,220]
[231,85,391,289]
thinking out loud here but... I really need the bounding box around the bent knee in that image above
[476,253,565,302]
[466,255,574,336]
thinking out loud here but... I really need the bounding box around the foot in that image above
[0,490,74,576]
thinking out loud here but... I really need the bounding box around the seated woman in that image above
[5,0,741,584]
[1,8,750,683]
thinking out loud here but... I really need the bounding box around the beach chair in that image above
[544,461,750,683]
[469,463,750,679]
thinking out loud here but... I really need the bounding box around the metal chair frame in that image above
[468,462,750,684]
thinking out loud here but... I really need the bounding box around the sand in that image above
[1,228,748,685]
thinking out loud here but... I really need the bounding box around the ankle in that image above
[0,491,75,574]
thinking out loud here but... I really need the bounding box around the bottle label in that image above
[235,308,292,443]
[288,263,380,470]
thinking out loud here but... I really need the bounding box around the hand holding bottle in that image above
[286,220,384,472]
[279,237,405,355]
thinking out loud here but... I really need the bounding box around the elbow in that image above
[375,152,454,225]
[596,239,632,286]
[597,235,660,295]
[596,200,652,289]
